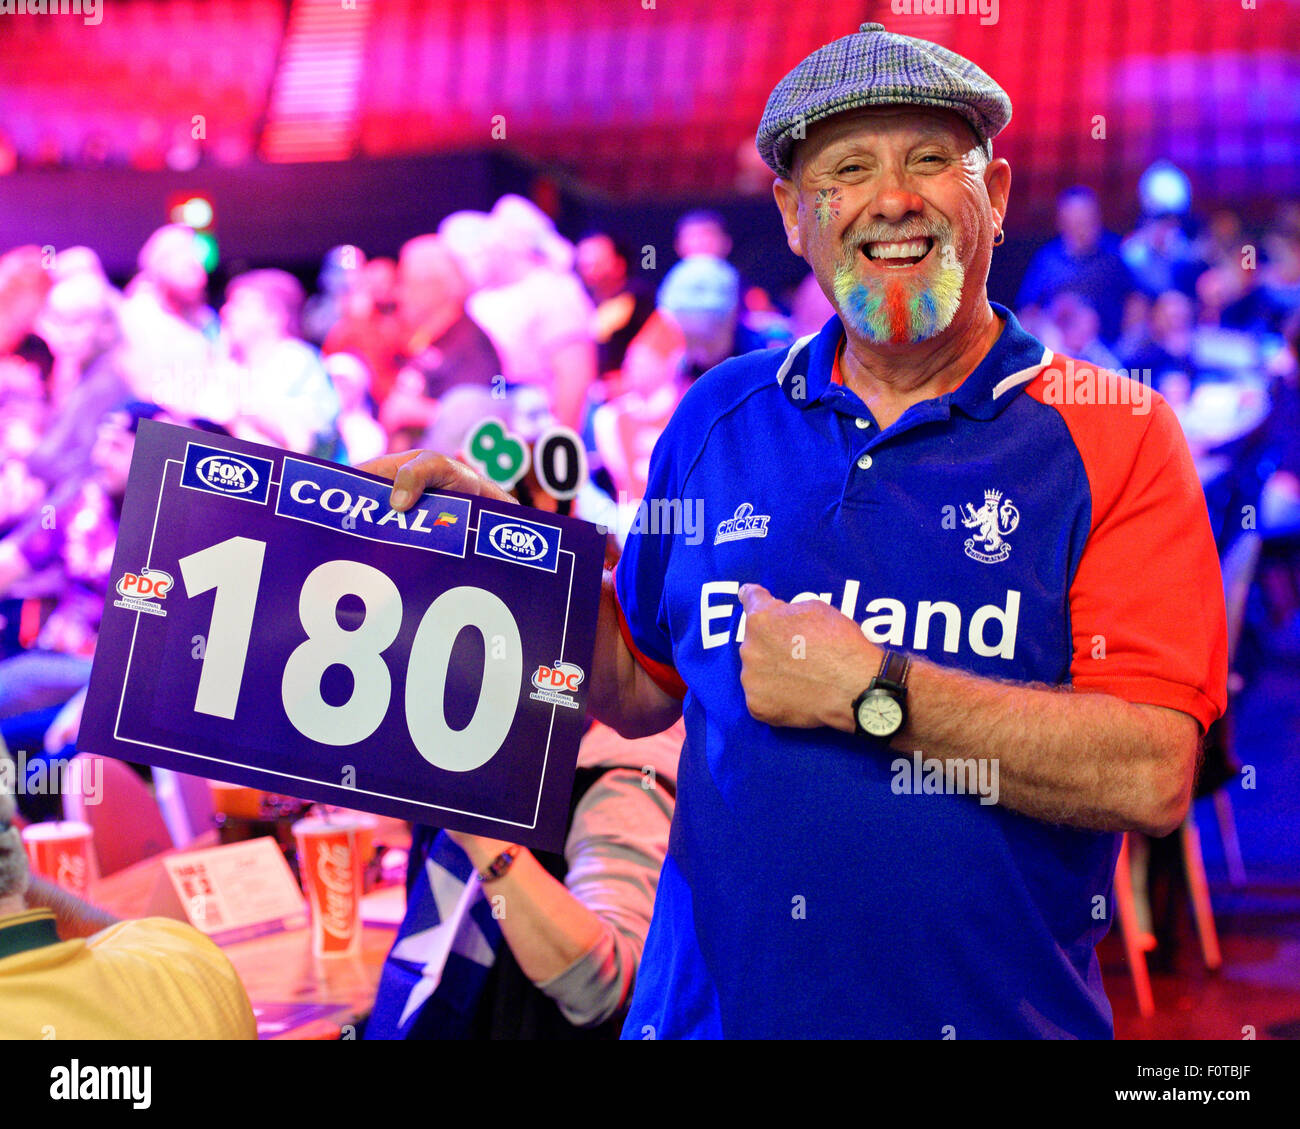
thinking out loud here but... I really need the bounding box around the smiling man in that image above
[371,22,1227,1038]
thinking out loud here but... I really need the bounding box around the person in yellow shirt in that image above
[0,743,256,1040]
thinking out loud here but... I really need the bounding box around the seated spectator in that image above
[0,742,257,1038]
[673,209,782,342]
[379,234,503,449]
[1191,209,1246,272]
[1118,289,1197,383]
[47,245,111,286]
[301,244,365,346]
[1257,216,1300,334]
[324,352,387,465]
[1016,186,1135,345]
[674,209,733,261]
[26,272,132,488]
[0,405,166,723]
[575,232,655,381]
[118,224,219,415]
[587,329,684,505]
[1192,266,1271,380]
[1043,292,1120,371]
[656,254,768,382]
[218,269,342,458]
[1257,311,1300,532]
[462,197,597,431]
[0,246,53,358]
[365,718,681,1040]
[322,257,405,406]
[437,210,497,293]
[0,354,47,533]
[1121,161,1203,297]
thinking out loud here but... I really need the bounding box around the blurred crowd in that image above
[1014,167,1300,549]
[2,175,1300,749]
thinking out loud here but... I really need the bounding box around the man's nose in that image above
[867,168,926,225]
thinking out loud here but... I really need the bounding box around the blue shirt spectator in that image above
[1017,187,1136,346]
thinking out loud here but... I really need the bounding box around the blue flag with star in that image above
[366,828,504,1039]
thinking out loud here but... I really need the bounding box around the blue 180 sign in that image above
[80,422,605,851]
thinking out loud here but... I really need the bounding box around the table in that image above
[90,831,407,1040]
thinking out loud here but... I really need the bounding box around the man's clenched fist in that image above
[736,583,881,733]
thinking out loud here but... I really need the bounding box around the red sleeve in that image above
[613,577,687,701]
[1028,366,1228,732]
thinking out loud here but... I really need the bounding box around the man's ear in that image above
[984,158,1012,238]
[772,177,804,258]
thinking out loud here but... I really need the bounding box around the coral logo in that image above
[529,661,584,709]
[196,454,260,495]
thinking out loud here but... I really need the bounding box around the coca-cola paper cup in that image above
[22,821,95,899]
[292,814,375,957]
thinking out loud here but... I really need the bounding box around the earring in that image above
[992,229,1005,247]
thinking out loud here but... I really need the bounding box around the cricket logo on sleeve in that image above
[961,490,1019,564]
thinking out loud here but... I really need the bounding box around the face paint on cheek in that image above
[813,187,842,230]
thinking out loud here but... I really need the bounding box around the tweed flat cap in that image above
[757,22,1012,178]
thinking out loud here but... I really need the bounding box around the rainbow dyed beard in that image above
[832,238,965,345]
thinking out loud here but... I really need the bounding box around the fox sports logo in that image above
[488,522,548,562]
[195,454,260,495]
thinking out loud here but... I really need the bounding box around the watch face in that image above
[857,691,903,737]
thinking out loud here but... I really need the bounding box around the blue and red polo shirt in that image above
[614,304,1227,1039]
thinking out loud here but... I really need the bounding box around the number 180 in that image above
[178,536,522,773]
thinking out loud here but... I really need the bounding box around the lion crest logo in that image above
[961,490,1019,564]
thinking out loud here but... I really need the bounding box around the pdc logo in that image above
[113,567,174,617]
[196,454,260,495]
[529,662,585,709]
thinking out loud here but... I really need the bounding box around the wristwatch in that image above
[477,845,521,883]
[852,650,910,739]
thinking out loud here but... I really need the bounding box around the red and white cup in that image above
[292,814,375,958]
[22,821,95,899]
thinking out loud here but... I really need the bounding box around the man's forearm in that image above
[899,657,1199,837]
[588,569,682,739]
[737,586,1202,838]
